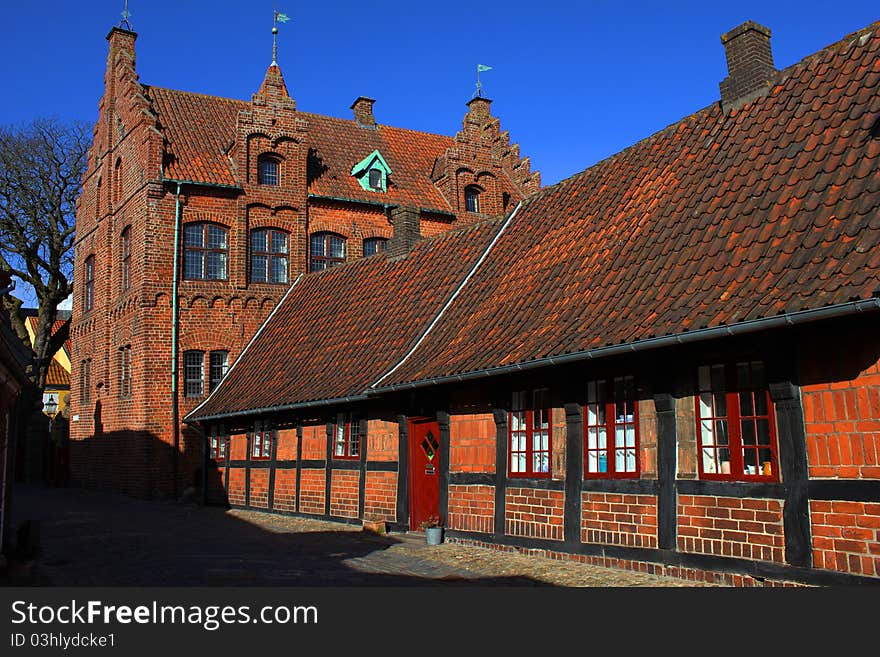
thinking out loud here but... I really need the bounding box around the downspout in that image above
[171,182,183,499]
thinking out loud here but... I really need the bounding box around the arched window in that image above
[465,185,481,213]
[183,223,228,280]
[95,178,102,219]
[363,237,387,257]
[121,226,131,291]
[310,232,346,272]
[250,228,289,284]
[257,155,280,186]
[84,255,95,311]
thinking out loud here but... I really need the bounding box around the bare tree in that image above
[0,118,89,390]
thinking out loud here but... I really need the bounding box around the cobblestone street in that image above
[5,485,710,587]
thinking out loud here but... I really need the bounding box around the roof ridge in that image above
[142,84,249,106]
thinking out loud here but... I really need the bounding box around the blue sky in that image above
[0,1,877,305]
[1,1,876,185]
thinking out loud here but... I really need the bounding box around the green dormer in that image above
[351,149,391,192]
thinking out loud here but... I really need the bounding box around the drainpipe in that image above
[171,182,183,499]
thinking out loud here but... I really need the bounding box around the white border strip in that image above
[370,202,523,389]
[185,274,304,421]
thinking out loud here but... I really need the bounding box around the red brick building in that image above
[69,24,539,498]
[187,20,880,586]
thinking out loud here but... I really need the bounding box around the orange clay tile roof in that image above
[187,20,880,420]
[25,317,72,359]
[190,217,506,419]
[45,359,70,388]
[146,85,455,209]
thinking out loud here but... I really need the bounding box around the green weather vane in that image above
[475,64,492,98]
[272,5,291,66]
[119,0,133,31]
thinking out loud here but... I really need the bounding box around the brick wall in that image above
[330,470,360,519]
[205,466,227,505]
[229,434,247,461]
[802,356,880,479]
[449,413,495,473]
[227,467,246,506]
[273,469,297,512]
[505,487,564,541]
[448,484,494,533]
[363,471,397,522]
[301,424,326,460]
[276,428,297,460]
[678,495,784,563]
[298,469,326,515]
[249,469,269,509]
[810,500,880,577]
[581,493,658,548]
[367,419,398,461]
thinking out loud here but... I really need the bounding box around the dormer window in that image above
[351,149,391,193]
[465,186,481,213]
[369,169,382,190]
[257,155,279,186]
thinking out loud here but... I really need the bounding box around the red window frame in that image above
[209,425,227,461]
[508,389,552,478]
[584,376,639,479]
[333,413,362,460]
[251,422,273,460]
[695,362,780,482]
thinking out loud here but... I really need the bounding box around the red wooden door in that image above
[408,419,440,531]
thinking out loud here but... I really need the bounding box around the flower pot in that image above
[425,526,443,545]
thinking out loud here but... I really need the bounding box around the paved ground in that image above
[4,485,709,586]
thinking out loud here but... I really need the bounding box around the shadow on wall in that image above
[67,425,223,504]
[8,483,551,587]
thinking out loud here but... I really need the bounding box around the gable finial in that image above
[272,4,291,66]
[119,0,133,31]
[475,64,492,98]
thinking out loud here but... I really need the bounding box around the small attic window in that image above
[465,186,481,213]
[351,149,391,193]
[258,155,279,186]
[369,169,382,190]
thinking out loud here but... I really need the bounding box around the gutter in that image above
[369,297,880,393]
[185,393,371,425]
[162,178,242,192]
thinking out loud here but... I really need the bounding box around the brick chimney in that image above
[387,206,421,258]
[351,97,376,127]
[719,21,776,112]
